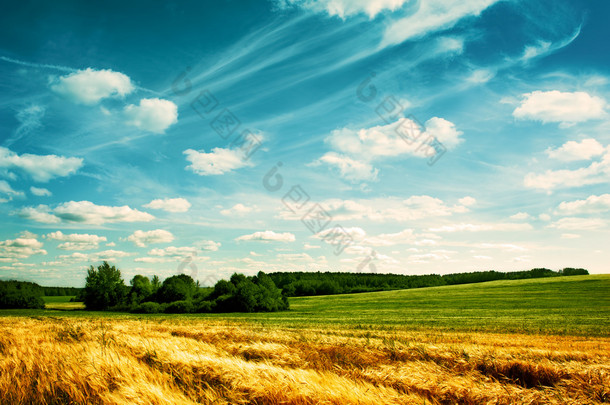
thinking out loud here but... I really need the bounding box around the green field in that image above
[5,275,609,336]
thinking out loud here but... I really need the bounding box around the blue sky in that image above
[1,0,609,287]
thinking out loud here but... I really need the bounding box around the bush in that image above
[164,300,194,314]
[131,301,163,314]
[195,300,213,313]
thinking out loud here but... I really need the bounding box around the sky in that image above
[1,0,609,287]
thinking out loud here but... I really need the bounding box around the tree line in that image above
[0,280,45,309]
[268,267,589,297]
[81,262,289,313]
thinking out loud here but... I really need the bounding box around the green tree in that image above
[128,275,152,305]
[157,274,197,303]
[83,261,126,310]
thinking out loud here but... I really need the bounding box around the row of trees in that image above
[83,262,289,313]
[268,268,589,297]
[0,280,45,309]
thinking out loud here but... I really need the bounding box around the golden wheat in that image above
[0,317,608,404]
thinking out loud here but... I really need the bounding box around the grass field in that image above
[1,275,609,403]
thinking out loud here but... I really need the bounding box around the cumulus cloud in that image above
[556,194,610,215]
[546,138,605,161]
[30,186,52,197]
[0,236,47,259]
[510,212,531,220]
[50,68,134,105]
[148,246,198,257]
[184,147,251,176]
[195,240,221,252]
[513,91,606,125]
[17,201,154,225]
[236,231,296,243]
[143,197,191,213]
[311,152,378,182]
[314,117,462,181]
[524,147,610,191]
[127,229,174,247]
[0,147,83,182]
[325,117,462,159]
[124,98,178,133]
[45,231,107,250]
[220,203,259,216]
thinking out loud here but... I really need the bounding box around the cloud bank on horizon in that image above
[0,0,609,286]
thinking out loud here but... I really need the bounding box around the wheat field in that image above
[0,315,608,405]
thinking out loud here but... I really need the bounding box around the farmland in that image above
[0,275,608,404]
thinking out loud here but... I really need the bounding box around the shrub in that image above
[0,280,45,309]
[131,302,163,314]
[164,300,194,314]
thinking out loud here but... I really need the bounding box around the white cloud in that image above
[0,147,83,182]
[364,229,415,246]
[277,253,314,262]
[18,201,154,225]
[124,98,178,133]
[311,152,378,182]
[127,229,174,247]
[539,213,551,222]
[546,138,605,161]
[314,116,462,181]
[236,231,296,243]
[16,205,61,224]
[325,117,462,160]
[561,233,581,239]
[220,203,259,216]
[30,186,52,197]
[93,250,134,261]
[510,212,530,220]
[303,243,321,250]
[148,246,198,257]
[50,68,134,105]
[381,0,501,47]
[280,195,473,223]
[195,240,221,252]
[143,197,191,213]
[0,180,24,199]
[524,148,610,191]
[184,147,251,176]
[458,196,476,206]
[45,231,107,250]
[513,91,606,125]
[429,222,533,232]
[280,0,408,19]
[548,217,606,230]
[0,236,46,259]
[556,194,610,215]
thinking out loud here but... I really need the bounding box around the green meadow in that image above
[5,274,609,336]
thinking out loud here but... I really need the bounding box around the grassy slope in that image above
[6,275,610,336]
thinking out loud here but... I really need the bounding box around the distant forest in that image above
[268,268,589,297]
[1,267,589,310]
